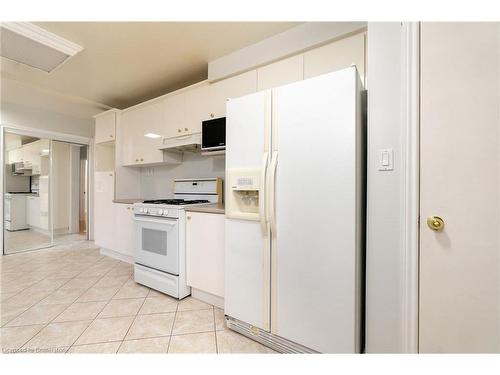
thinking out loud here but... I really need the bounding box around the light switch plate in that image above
[378,148,394,171]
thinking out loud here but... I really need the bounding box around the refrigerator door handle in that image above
[268,151,278,235]
[259,152,269,235]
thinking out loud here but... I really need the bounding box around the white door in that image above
[271,68,363,353]
[419,22,500,353]
[225,90,271,331]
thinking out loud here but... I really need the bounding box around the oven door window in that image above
[142,228,167,255]
[135,218,179,275]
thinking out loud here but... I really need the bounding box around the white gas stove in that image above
[133,178,222,299]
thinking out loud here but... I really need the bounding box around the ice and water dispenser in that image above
[226,168,261,221]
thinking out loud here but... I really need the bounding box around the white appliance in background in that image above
[4,193,31,231]
[133,178,223,299]
[224,67,365,353]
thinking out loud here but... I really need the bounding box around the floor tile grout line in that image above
[115,294,149,353]
[166,298,181,353]
[67,271,134,352]
[213,308,219,354]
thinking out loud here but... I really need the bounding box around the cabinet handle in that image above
[178,128,182,133]
[187,215,191,220]
[140,158,144,162]
[210,113,215,118]
[184,127,188,132]
[109,134,113,138]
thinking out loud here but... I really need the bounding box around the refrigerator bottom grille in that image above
[226,316,318,354]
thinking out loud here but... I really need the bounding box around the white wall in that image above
[52,141,70,232]
[365,22,407,353]
[140,153,225,199]
[68,144,81,234]
[1,77,105,138]
[1,101,94,138]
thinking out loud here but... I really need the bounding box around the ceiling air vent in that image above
[0,22,83,73]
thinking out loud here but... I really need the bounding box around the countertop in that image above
[113,198,143,204]
[185,203,225,214]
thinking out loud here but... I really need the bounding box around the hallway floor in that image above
[1,243,275,354]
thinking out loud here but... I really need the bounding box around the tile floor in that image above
[1,243,276,354]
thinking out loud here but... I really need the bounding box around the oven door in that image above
[134,216,179,275]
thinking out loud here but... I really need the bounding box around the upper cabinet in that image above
[257,55,304,90]
[95,110,117,144]
[8,139,49,175]
[120,100,182,167]
[208,70,257,119]
[163,92,187,139]
[184,83,209,136]
[8,147,24,164]
[304,32,366,84]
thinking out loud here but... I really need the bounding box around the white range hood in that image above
[158,133,201,153]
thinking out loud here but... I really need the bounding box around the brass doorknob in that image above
[427,216,445,231]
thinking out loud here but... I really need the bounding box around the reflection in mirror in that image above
[3,131,89,254]
[4,133,52,254]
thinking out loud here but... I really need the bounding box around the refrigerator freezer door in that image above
[271,67,363,353]
[225,90,272,331]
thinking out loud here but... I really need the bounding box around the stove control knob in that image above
[158,209,163,215]
[139,208,144,213]
[163,210,169,216]
[143,208,149,214]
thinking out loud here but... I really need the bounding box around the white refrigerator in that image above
[224,67,365,353]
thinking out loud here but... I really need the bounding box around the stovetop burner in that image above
[142,199,210,205]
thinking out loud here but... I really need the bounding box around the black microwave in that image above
[201,117,226,151]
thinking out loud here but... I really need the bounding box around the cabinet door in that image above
[257,55,304,90]
[304,32,366,84]
[27,196,40,227]
[209,70,257,119]
[163,93,186,139]
[8,148,23,164]
[184,83,209,135]
[120,102,164,166]
[93,171,115,250]
[113,203,135,258]
[140,101,166,164]
[120,109,140,166]
[95,111,116,144]
[186,212,225,298]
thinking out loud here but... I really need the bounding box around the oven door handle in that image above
[134,217,178,226]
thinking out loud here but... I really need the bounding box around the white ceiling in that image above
[1,22,300,109]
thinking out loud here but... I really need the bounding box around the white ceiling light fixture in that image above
[0,22,83,73]
[144,133,161,139]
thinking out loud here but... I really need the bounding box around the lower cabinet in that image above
[113,203,135,258]
[93,171,135,261]
[186,211,225,298]
[27,196,40,228]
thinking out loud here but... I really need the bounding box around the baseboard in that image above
[100,247,134,264]
[191,288,224,309]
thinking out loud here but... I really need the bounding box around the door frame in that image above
[400,22,420,353]
[0,123,94,255]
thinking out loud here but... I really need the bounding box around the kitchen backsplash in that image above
[139,152,225,199]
